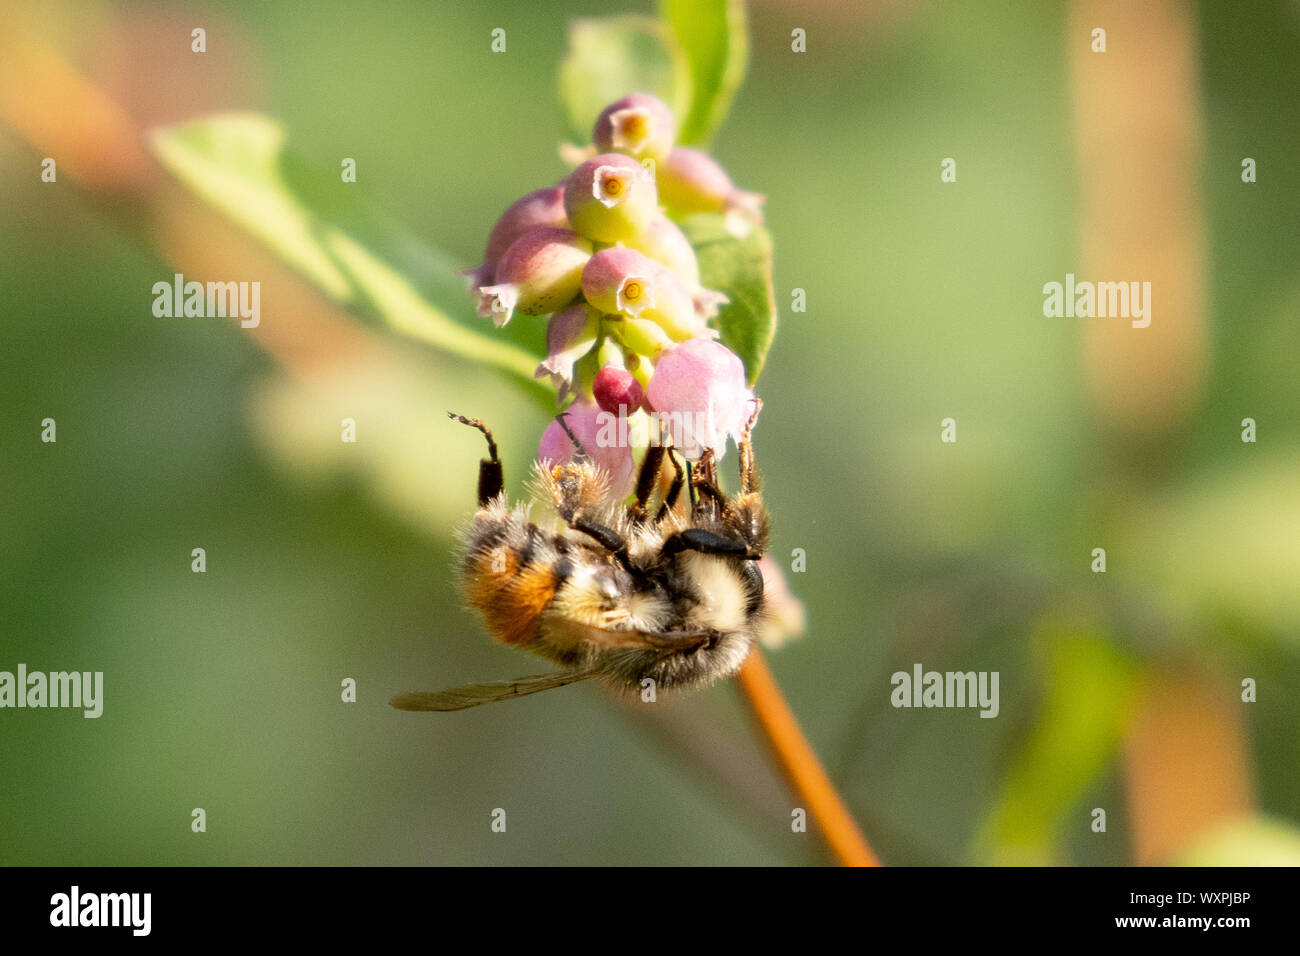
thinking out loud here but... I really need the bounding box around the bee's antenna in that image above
[448,412,499,462]
[554,411,590,459]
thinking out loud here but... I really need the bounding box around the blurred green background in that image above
[1,0,1298,865]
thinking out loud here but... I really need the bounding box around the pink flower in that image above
[624,215,730,320]
[460,185,567,289]
[476,226,591,326]
[563,153,657,243]
[624,213,700,287]
[592,93,676,163]
[581,247,714,341]
[645,339,754,459]
[580,246,657,317]
[657,147,764,238]
[534,304,599,400]
[538,399,634,494]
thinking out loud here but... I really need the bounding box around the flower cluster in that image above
[462,92,765,490]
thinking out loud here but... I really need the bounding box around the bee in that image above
[390,401,768,711]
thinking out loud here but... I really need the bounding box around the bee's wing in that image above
[389,669,595,712]
[552,621,713,652]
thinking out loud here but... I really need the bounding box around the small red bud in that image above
[593,366,644,415]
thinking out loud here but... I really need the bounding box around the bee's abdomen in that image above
[462,515,566,647]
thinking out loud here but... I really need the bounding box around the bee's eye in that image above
[741,560,764,612]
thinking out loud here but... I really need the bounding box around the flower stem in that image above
[736,648,881,866]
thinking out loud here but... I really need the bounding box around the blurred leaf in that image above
[679,213,776,386]
[558,16,691,143]
[658,0,749,144]
[978,629,1139,863]
[149,113,543,391]
[1173,814,1300,866]
[1119,453,1300,642]
[247,354,502,536]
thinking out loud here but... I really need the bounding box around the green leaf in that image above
[558,16,691,143]
[658,0,749,144]
[148,112,543,392]
[678,213,776,386]
[976,629,1139,864]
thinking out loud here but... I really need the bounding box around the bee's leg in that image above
[690,449,728,515]
[655,448,686,522]
[629,445,665,522]
[570,516,626,554]
[738,398,762,495]
[449,413,502,506]
[568,515,640,576]
[547,471,636,569]
[554,411,589,459]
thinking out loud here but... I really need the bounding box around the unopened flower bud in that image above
[538,399,634,494]
[606,314,676,359]
[592,93,676,164]
[645,338,754,459]
[628,352,654,390]
[461,186,567,289]
[657,147,764,237]
[593,365,645,416]
[477,226,591,326]
[563,153,657,243]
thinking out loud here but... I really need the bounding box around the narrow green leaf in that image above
[658,0,749,144]
[977,630,1139,864]
[678,213,776,386]
[557,15,691,143]
[148,112,543,391]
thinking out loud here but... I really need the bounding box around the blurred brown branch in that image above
[737,648,881,866]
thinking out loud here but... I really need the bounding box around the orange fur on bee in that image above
[466,549,558,647]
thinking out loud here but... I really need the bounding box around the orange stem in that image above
[736,648,880,866]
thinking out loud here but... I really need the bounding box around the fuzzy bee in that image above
[390,402,768,711]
